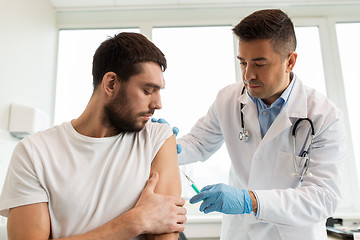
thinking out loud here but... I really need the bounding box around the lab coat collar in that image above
[260,74,308,145]
[237,83,252,106]
[237,83,263,143]
[283,74,308,119]
[237,73,308,118]
[237,74,309,147]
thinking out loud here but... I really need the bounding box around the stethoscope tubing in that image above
[239,86,315,181]
[292,118,315,180]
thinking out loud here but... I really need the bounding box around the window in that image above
[54,23,354,217]
[54,26,235,217]
[54,25,328,201]
[293,26,327,95]
[336,23,360,182]
[152,26,235,200]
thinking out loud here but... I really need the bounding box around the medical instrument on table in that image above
[180,169,200,194]
[239,86,315,182]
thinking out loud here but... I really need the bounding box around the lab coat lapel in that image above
[259,77,308,148]
[258,112,291,148]
[247,76,308,188]
[286,77,308,120]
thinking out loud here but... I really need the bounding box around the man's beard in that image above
[103,88,153,134]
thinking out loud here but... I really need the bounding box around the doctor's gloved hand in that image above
[189,183,252,214]
[151,118,182,154]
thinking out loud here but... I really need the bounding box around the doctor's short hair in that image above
[92,32,167,90]
[232,9,297,60]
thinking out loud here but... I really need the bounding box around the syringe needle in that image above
[180,169,200,194]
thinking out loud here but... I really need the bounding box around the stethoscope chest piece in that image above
[239,130,249,142]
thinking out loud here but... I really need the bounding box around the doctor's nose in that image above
[243,66,256,82]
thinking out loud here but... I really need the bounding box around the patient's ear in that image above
[102,72,118,97]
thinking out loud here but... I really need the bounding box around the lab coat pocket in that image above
[270,151,303,188]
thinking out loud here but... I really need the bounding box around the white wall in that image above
[0,0,57,131]
[0,0,57,192]
[0,0,57,237]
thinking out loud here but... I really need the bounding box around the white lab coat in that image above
[178,75,346,240]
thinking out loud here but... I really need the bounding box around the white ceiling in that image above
[48,0,360,11]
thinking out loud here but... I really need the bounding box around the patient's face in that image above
[104,62,164,134]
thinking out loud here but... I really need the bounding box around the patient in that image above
[0,32,186,240]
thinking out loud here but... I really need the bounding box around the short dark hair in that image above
[232,9,296,60]
[92,32,167,89]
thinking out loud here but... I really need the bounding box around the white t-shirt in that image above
[0,121,172,239]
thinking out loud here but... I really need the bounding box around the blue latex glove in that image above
[189,183,252,214]
[151,118,182,154]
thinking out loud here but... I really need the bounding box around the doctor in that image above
[177,9,346,240]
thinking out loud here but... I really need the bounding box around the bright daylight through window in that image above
[54,25,328,209]
[336,23,360,183]
[152,26,235,200]
[293,26,326,95]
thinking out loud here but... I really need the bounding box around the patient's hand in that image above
[134,172,187,235]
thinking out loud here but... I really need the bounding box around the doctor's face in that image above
[238,39,297,105]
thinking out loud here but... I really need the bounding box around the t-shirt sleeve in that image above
[0,138,48,217]
[147,122,173,160]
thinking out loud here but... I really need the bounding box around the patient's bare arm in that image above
[146,134,184,240]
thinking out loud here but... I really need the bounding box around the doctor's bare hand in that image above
[134,172,187,234]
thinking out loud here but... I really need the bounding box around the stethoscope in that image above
[291,117,314,182]
[238,86,249,142]
[238,86,315,182]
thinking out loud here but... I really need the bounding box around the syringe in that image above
[180,169,200,194]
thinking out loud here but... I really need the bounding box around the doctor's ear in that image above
[286,51,298,73]
[102,72,118,97]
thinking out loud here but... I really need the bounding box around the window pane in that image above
[293,26,327,95]
[54,25,328,203]
[336,23,360,180]
[54,29,139,125]
[152,26,235,199]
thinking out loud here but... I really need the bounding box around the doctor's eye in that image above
[256,63,265,67]
[240,62,247,67]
